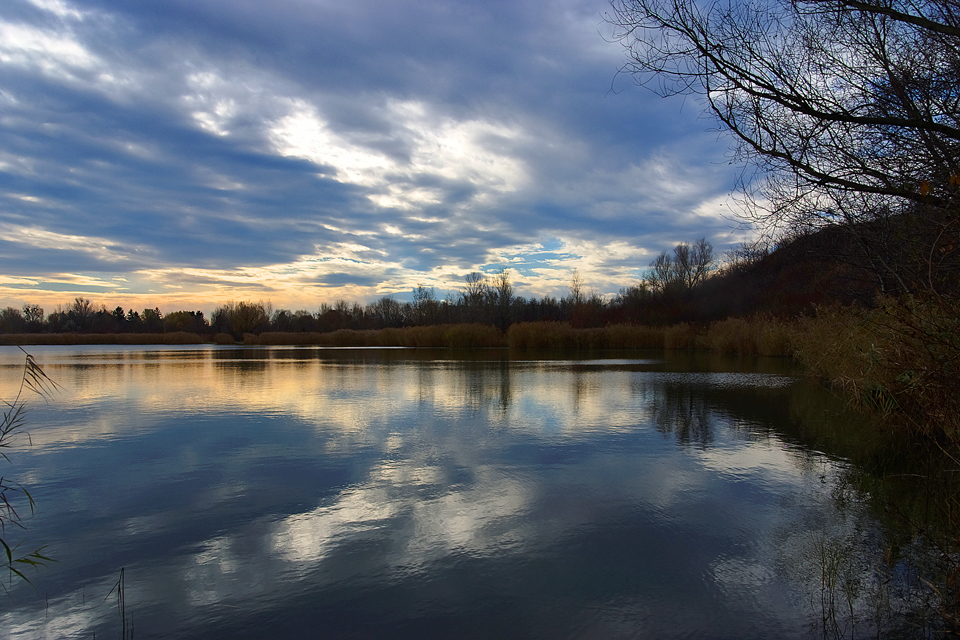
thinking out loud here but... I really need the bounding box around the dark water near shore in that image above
[0,346,940,639]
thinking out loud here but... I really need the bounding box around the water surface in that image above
[0,346,929,638]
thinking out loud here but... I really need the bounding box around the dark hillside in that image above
[605,226,888,326]
[694,228,882,320]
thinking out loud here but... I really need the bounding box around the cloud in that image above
[316,272,385,288]
[0,0,743,311]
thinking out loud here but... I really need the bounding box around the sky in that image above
[0,0,750,315]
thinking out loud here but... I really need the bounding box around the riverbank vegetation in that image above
[3,287,956,445]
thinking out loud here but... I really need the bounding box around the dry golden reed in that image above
[663,323,696,350]
[791,297,960,441]
[507,322,665,349]
[507,322,574,349]
[440,324,505,348]
[6,304,955,441]
[0,332,207,345]
[251,324,505,348]
[697,316,797,357]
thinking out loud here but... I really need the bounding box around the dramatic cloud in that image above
[0,0,747,312]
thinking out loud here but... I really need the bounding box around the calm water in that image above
[0,346,934,638]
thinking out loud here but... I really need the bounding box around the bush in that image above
[508,322,667,350]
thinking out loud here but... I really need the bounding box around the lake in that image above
[0,345,941,639]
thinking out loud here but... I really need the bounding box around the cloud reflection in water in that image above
[0,348,870,639]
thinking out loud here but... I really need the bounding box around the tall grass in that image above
[507,322,574,349]
[792,296,960,442]
[0,347,57,585]
[0,332,207,345]
[507,322,664,349]
[788,296,960,633]
[440,324,505,348]
[663,323,696,350]
[251,324,506,348]
[697,316,797,356]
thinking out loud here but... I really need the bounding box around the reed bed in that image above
[791,297,960,441]
[396,325,450,347]
[663,323,696,350]
[507,322,574,349]
[0,332,207,345]
[507,322,664,349]
[249,324,506,348]
[247,329,373,346]
[697,316,797,356]
[604,323,664,348]
[440,324,505,348]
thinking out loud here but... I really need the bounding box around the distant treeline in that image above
[0,235,884,340]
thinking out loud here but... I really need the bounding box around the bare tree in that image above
[646,238,715,294]
[22,305,43,327]
[492,268,514,331]
[673,243,693,290]
[462,272,487,305]
[69,297,94,331]
[722,241,771,276]
[647,251,674,294]
[412,284,438,325]
[608,0,960,292]
[569,269,585,306]
[461,272,490,323]
[0,308,25,334]
[369,296,406,328]
[214,301,270,336]
[690,237,714,288]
